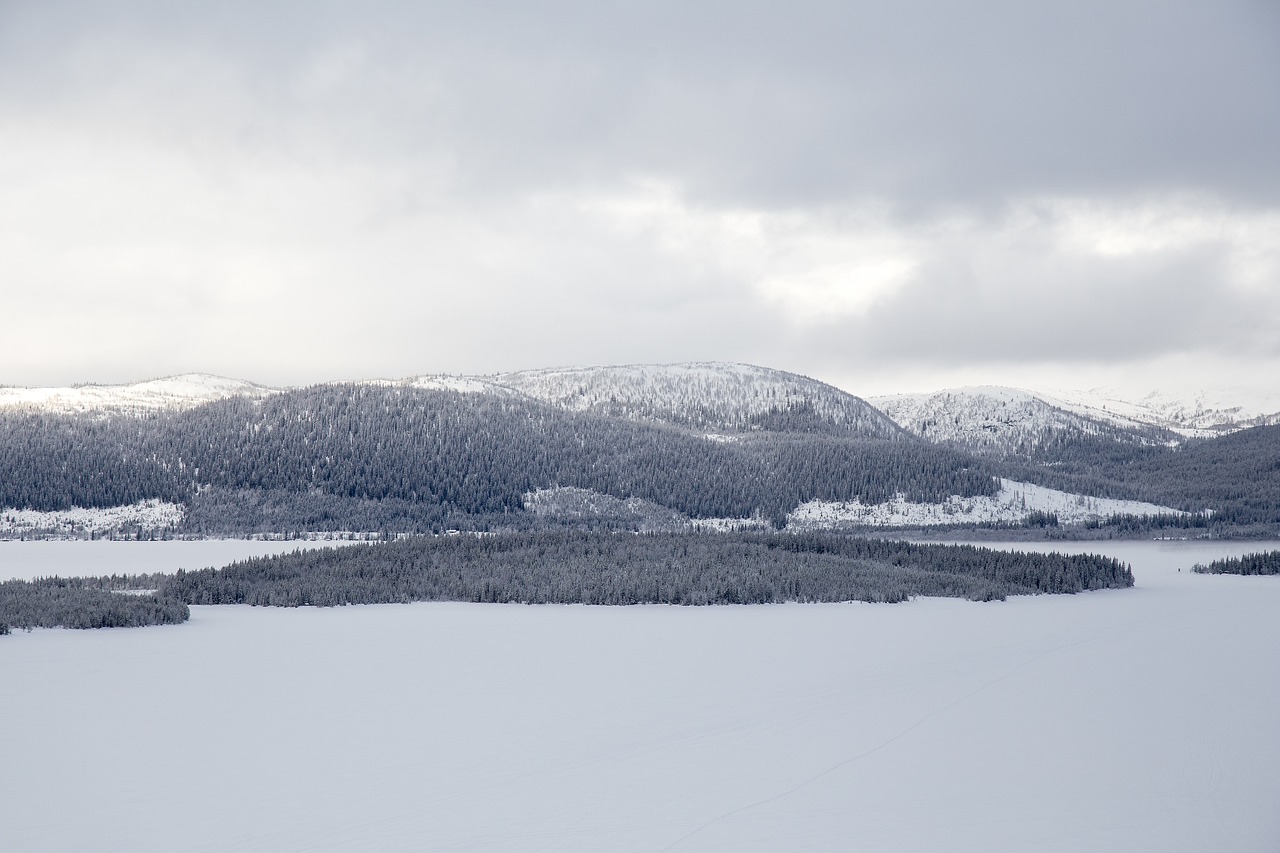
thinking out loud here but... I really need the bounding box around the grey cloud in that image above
[807,241,1275,371]
[3,0,1277,212]
[3,0,1278,390]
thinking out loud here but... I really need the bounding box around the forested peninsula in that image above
[1193,550,1280,576]
[0,532,1133,633]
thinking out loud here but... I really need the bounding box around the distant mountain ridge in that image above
[871,383,1280,459]
[0,363,903,441]
[1044,386,1280,436]
[3,365,1273,446]
[869,386,1183,459]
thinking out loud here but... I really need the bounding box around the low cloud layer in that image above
[2,1,1277,395]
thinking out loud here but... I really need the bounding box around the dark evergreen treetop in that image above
[1193,550,1280,575]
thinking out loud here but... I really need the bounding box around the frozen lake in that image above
[0,538,339,582]
[2,539,1278,852]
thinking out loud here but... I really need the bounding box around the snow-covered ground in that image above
[406,374,520,395]
[788,478,1185,529]
[0,499,186,538]
[0,373,276,414]
[2,540,1277,852]
[0,538,337,581]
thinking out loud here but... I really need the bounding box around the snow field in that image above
[788,477,1185,528]
[0,538,337,582]
[1,540,1277,852]
[0,499,186,538]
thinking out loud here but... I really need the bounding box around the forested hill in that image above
[0,384,995,526]
[990,423,1280,526]
[1091,424,1280,524]
[493,362,904,438]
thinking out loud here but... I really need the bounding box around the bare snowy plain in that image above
[2,540,1278,852]
[0,538,335,583]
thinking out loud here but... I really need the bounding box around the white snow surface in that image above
[0,500,186,537]
[0,373,276,414]
[789,478,1185,529]
[2,540,1278,852]
[401,374,521,395]
[0,539,338,581]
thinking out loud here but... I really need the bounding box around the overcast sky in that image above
[2,0,1277,396]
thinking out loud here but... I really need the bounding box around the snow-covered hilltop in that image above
[0,374,278,415]
[1045,386,1280,436]
[493,362,904,438]
[406,375,518,396]
[869,386,1180,457]
[872,382,1280,456]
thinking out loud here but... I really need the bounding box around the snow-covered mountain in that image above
[869,386,1181,457]
[0,374,278,415]
[493,362,904,439]
[872,382,1280,455]
[1045,386,1280,436]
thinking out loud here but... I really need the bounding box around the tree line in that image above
[1193,550,1280,575]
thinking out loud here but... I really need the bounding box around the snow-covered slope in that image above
[873,384,1280,452]
[407,375,519,395]
[869,386,1179,457]
[0,374,278,415]
[494,362,904,438]
[0,500,186,538]
[788,478,1186,529]
[349,374,521,396]
[1046,386,1280,436]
